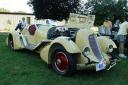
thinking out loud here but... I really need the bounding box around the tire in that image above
[8,35,14,50]
[51,45,76,76]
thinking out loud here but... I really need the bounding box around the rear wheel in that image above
[51,45,76,75]
[8,35,14,50]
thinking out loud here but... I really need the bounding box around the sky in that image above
[0,0,32,13]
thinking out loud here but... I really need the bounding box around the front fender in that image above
[50,37,81,53]
[97,36,117,53]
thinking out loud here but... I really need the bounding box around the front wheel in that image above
[51,46,76,76]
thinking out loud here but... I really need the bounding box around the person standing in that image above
[112,19,121,41]
[113,19,120,32]
[103,17,112,35]
[99,17,112,36]
[117,18,128,58]
[15,17,26,32]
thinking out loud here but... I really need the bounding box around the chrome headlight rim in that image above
[83,47,90,56]
[107,45,113,53]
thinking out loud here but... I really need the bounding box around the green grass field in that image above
[0,34,128,85]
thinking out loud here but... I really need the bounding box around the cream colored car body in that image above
[7,14,117,75]
[8,24,116,70]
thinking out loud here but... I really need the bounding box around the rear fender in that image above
[8,31,24,50]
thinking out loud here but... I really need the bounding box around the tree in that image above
[28,0,80,21]
[84,0,128,25]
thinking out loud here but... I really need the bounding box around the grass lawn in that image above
[0,34,128,85]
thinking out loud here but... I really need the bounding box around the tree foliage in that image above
[28,0,80,21]
[84,0,128,25]
[28,0,128,24]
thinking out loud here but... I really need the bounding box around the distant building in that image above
[0,12,35,32]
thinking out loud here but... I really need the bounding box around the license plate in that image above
[96,60,106,71]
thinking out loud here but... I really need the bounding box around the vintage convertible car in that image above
[7,14,117,75]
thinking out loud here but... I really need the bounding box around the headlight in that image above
[107,45,113,53]
[83,47,90,56]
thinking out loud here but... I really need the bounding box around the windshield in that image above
[36,24,43,28]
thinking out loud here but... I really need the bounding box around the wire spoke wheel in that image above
[51,45,76,75]
[8,35,14,49]
[55,52,69,73]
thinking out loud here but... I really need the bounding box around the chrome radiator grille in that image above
[89,34,103,61]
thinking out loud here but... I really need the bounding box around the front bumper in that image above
[76,59,116,71]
